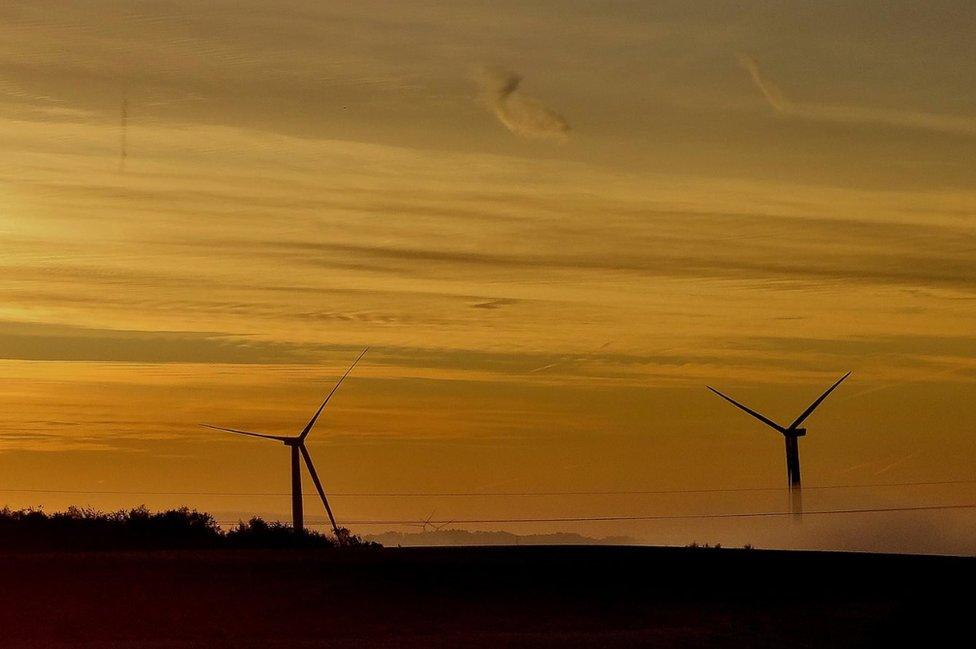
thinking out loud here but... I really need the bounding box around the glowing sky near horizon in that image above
[1,1,975,553]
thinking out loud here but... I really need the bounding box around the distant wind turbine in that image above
[203,348,368,535]
[706,372,851,518]
[410,510,453,533]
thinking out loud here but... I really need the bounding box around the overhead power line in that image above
[217,503,976,525]
[214,502,976,527]
[1,479,974,499]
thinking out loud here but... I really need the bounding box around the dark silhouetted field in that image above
[0,545,970,648]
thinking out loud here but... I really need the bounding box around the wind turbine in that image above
[410,510,454,533]
[706,372,851,518]
[203,348,368,535]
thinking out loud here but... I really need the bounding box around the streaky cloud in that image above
[738,53,976,137]
[736,54,789,112]
[476,66,570,141]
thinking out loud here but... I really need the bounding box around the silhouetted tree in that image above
[0,506,377,552]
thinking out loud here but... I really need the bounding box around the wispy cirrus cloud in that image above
[0,320,336,364]
[738,53,976,137]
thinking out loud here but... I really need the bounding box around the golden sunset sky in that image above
[1,2,974,553]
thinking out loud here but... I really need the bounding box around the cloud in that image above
[738,53,976,137]
[0,75,61,104]
[264,213,976,290]
[471,298,519,310]
[736,54,789,112]
[0,320,334,364]
[476,66,570,141]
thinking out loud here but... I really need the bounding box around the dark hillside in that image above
[0,545,970,648]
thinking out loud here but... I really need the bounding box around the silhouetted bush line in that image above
[0,506,378,551]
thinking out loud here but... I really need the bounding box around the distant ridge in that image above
[366,528,639,547]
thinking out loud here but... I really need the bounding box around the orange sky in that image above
[1,2,975,554]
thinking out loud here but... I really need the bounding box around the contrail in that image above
[528,363,559,374]
[736,54,789,112]
[119,93,128,174]
[841,364,972,402]
[527,340,613,373]
[873,452,920,476]
[476,66,570,141]
[737,53,976,137]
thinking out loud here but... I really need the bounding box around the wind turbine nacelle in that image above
[789,428,807,437]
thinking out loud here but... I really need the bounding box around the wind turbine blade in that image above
[299,444,339,535]
[706,386,786,433]
[788,371,852,430]
[298,348,368,441]
[200,424,292,442]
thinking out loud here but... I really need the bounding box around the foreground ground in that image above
[0,545,971,648]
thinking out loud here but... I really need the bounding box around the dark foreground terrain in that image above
[0,545,971,648]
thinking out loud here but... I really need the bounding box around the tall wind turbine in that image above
[706,372,851,517]
[204,348,368,535]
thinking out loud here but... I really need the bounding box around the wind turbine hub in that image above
[789,428,807,437]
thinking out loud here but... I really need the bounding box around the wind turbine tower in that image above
[204,348,368,535]
[706,372,851,518]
